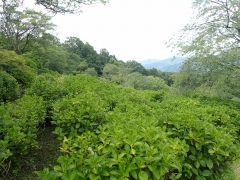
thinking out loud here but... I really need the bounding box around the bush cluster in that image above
[0,71,20,102]
[0,95,46,178]
[34,75,240,180]
[1,72,239,179]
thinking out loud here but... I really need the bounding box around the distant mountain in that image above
[139,57,185,72]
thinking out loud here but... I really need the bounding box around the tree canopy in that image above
[35,0,109,14]
[0,1,55,54]
[169,0,240,98]
[170,0,240,60]
[1,0,109,14]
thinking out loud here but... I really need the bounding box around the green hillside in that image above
[1,0,240,179]
[1,74,240,179]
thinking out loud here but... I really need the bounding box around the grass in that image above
[8,125,61,180]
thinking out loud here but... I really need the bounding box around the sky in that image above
[51,0,192,62]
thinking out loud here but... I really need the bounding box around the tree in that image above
[63,37,85,57]
[0,1,55,54]
[63,37,117,75]
[34,0,109,14]
[124,60,147,75]
[23,39,84,74]
[102,63,119,80]
[147,68,159,77]
[170,0,240,61]
[168,0,240,98]
[99,48,111,67]
[84,67,98,77]
[129,73,169,91]
[77,61,88,72]
[0,0,109,14]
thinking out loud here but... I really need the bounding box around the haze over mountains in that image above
[139,57,185,72]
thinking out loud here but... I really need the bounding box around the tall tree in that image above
[124,60,147,75]
[169,0,240,97]
[0,1,55,54]
[99,48,110,64]
[63,37,113,75]
[63,37,85,57]
[102,63,119,80]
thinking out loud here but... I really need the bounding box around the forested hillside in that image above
[0,0,240,180]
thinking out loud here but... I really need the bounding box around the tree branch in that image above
[211,0,225,6]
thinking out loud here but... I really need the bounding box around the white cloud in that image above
[52,0,192,61]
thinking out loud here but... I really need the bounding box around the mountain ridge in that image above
[139,57,185,72]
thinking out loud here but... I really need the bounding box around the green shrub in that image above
[0,49,34,88]
[0,95,46,177]
[84,68,98,77]
[0,71,20,102]
[157,96,240,179]
[51,93,106,139]
[26,73,64,101]
[31,75,239,180]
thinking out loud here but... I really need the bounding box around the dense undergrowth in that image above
[8,125,61,180]
[1,74,240,179]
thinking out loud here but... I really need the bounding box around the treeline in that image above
[1,0,240,103]
[0,0,175,104]
[0,35,174,103]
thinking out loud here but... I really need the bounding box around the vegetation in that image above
[0,70,20,102]
[0,0,240,179]
[0,0,109,15]
[168,0,240,99]
[0,1,55,54]
[1,74,239,179]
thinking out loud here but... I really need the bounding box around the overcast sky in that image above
[51,0,192,62]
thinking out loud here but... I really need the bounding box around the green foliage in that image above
[131,75,169,91]
[62,37,114,75]
[0,32,12,50]
[0,2,55,54]
[84,68,98,77]
[147,90,165,102]
[168,0,240,99]
[32,74,239,180]
[26,73,69,101]
[51,93,106,138]
[23,40,82,74]
[172,56,240,99]
[157,96,240,179]
[0,95,46,177]
[0,49,34,89]
[77,61,89,72]
[12,126,61,179]
[0,2,239,178]
[102,63,119,80]
[34,0,109,14]
[0,71,20,102]
[102,64,170,91]
[124,60,147,75]
[146,68,174,86]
